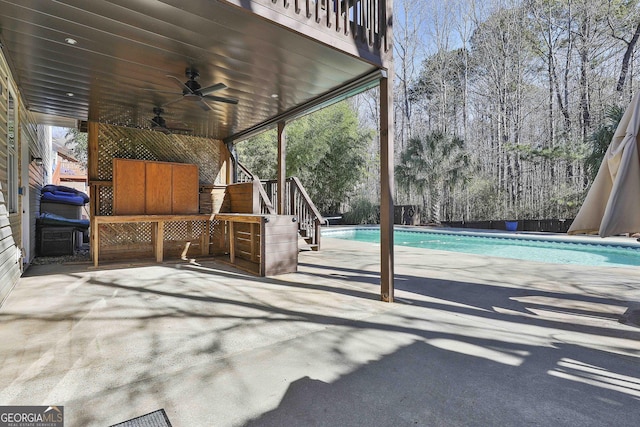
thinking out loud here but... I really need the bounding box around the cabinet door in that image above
[113,159,145,214]
[145,162,173,214]
[172,163,199,214]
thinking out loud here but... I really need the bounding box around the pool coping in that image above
[321,224,640,249]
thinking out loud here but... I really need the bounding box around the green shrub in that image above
[342,198,379,224]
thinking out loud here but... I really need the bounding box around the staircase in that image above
[262,177,326,251]
[237,163,325,250]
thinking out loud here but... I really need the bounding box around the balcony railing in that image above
[233,0,390,57]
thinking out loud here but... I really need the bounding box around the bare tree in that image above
[393,0,427,149]
[607,0,640,96]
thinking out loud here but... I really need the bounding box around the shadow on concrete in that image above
[3,248,640,425]
[244,340,640,427]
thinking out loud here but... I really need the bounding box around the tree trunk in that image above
[616,21,640,93]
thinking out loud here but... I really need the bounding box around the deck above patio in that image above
[225,0,391,66]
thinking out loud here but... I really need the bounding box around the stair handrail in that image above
[254,175,276,215]
[290,176,325,249]
[261,177,325,249]
[237,161,255,183]
[289,176,324,224]
[235,162,275,214]
[237,164,324,248]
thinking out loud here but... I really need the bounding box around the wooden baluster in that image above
[367,0,372,45]
[373,0,384,48]
[360,0,366,43]
[343,0,349,35]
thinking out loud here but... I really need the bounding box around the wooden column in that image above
[277,121,286,215]
[380,73,395,303]
[229,221,235,263]
[153,221,165,263]
[201,221,210,256]
[88,122,99,262]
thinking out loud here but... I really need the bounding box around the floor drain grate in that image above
[109,409,172,427]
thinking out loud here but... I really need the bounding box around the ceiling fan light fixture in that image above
[162,69,238,110]
[149,107,192,134]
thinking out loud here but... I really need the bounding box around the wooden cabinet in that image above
[113,159,146,214]
[213,214,298,276]
[113,158,199,215]
[145,161,173,214]
[172,163,199,214]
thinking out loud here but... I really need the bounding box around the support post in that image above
[277,121,286,215]
[88,121,99,262]
[380,73,394,302]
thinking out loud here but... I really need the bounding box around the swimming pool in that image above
[322,227,640,268]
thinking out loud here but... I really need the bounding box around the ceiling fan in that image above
[162,68,238,111]
[148,107,192,134]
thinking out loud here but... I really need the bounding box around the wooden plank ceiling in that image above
[0,0,376,138]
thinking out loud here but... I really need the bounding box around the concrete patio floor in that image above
[1,236,640,426]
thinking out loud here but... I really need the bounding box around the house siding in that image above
[0,50,20,305]
[20,116,43,264]
[0,44,41,305]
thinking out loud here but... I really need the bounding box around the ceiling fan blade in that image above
[203,95,239,105]
[167,125,193,132]
[142,88,182,95]
[166,75,194,94]
[199,82,227,96]
[197,99,213,111]
[149,123,171,134]
[162,96,185,107]
[164,119,192,132]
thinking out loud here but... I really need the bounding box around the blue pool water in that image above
[322,227,640,268]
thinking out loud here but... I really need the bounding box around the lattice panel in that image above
[99,223,153,247]
[98,125,158,180]
[164,221,207,241]
[96,123,225,184]
[98,186,114,216]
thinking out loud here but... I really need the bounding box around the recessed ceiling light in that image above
[64,38,77,45]
[66,92,74,97]
[271,93,278,98]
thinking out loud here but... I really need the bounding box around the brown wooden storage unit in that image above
[92,213,298,275]
[92,158,297,275]
[213,213,298,276]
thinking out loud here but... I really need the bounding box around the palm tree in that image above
[586,105,624,181]
[396,132,470,223]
